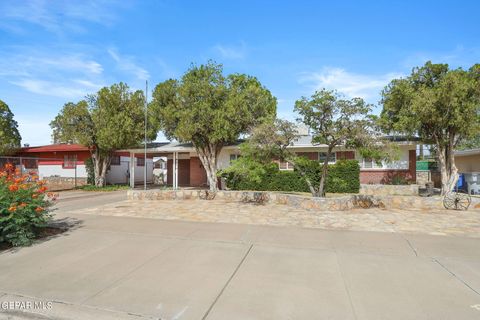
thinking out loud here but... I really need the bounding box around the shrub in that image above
[325,160,360,193]
[390,174,408,185]
[0,163,55,246]
[85,158,95,185]
[224,159,360,194]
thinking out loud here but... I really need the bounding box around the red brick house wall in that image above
[189,157,208,187]
[360,150,416,184]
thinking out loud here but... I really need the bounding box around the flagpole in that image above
[144,80,148,191]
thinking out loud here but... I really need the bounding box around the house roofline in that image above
[18,143,90,153]
[455,148,480,157]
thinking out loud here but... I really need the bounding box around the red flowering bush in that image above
[0,163,56,246]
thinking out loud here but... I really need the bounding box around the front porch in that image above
[124,142,217,189]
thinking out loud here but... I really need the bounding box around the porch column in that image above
[173,151,179,190]
[130,152,135,188]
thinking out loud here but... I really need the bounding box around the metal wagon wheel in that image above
[199,190,216,200]
[443,191,471,210]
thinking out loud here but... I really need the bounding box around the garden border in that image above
[127,189,480,211]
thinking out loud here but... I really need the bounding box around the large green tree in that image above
[50,83,152,186]
[457,134,480,150]
[150,62,276,191]
[294,89,386,197]
[220,118,299,185]
[0,100,21,155]
[380,62,480,194]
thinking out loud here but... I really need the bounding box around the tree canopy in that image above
[220,118,299,184]
[224,89,391,198]
[0,100,21,155]
[150,61,277,191]
[50,82,152,186]
[380,61,480,193]
[294,89,384,196]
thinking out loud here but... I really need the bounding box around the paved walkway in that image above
[69,199,480,238]
[1,192,480,319]
[1,212,480,320]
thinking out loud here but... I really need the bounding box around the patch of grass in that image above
[276,191,354,198]
[76,184,130,192]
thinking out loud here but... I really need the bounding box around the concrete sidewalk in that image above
[1,211,480,319]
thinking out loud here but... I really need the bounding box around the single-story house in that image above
[455,148,480,194]
[124,135,417,189]
[14,144,153,188]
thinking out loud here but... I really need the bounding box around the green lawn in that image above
[76,184,130,192]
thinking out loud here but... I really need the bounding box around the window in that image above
[296,152,318,160]
[137,157,145,167]
[278,161,294,170]
[63,154,76,168]
[318,152,336,163]
[360,158,385,169]
[229,154,240,164]
[111,155,121,166]
[362,158,373,169]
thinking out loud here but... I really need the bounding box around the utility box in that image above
[463,172,480,195]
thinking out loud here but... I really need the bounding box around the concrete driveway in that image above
[0,192,480,319]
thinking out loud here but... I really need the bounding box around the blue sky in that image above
[1,0,479,146]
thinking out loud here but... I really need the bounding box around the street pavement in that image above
[0,191,479,319]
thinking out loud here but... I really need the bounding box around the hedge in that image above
[325,159,360,193]
[225,159,360,194]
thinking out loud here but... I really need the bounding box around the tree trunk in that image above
[437,144,459,195]
[196,143,221,192]
[316,147,333,198]
[92,150,112,187]
[297,169,320,197]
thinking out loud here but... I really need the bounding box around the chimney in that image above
[23,143,30,147]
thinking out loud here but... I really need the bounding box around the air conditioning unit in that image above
[464,173,480,195]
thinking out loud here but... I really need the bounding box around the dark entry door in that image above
[167,158,191,186]
[177,159,190,186]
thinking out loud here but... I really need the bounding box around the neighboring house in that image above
[455,148,480,194]
[153,158,167,185]
[15,144,153,188]
[16,144,90,183]
[125,135,417,188]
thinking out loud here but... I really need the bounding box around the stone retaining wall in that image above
[42,177,88,191]
[359,184,419,196]
[127,189,480,211]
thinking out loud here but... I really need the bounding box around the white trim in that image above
[455,149,480,157]
[278,161,294,171]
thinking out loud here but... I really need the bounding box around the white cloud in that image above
[0,50,105,98]
[402,46,480,70]
[213,42,248,60]
[11,79,100,98]
[0,0,126,34]
[298,67,404,101]
[0,55,103,77]
[108,49,150,81]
